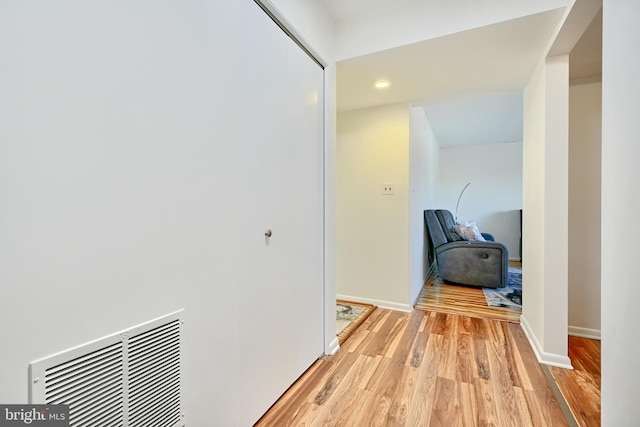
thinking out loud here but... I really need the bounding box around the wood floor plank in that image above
[287,402,320,427]
[455,328,474,383]
[522,388,549,427]
[512,387,535,427]
[408,322,428,368]
[470,316,490,340]
[406,332,440,426]
[312,354,360,406]
[254,357,331,426]
[382,314,412,360]
[353,354,383,390]
[508,323,569,426]
[309,354,373,426]
[548,336,601,427]
[386,365,419,426]
[486,339,523,427]
[361,310,404,357]
[473,338,491,381]
[391,309,424,366]
[331,388,375,427]
[472,377,501,427]
[437,331,458,381]
[459,381,479,427]
[504,323,533,390]
[498,322,525,389]
[430,376,458,426]
[255,309,575,427]
[414,266,521,323]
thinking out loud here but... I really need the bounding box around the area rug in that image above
[483,269,522,310]
[336,300,375,344]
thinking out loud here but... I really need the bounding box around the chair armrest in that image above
[437,240,506,252]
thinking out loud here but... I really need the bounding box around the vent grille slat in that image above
[129,331,179,358]
[46,375,122,407]
[129,321,180,346]
[29,310,184,427]
[131,397,180,425]
[46,355,123,390]
[130,372,180,412]
[130,342,179,369]
[128,318,182,427]
[129,335,180,367]
[45,362,123,402]
[70,397,124,427]
[45,343,123,380]
[130,367,180,402]
[130,349,179,383]
[65,383,123,414]
[130,394,181,427]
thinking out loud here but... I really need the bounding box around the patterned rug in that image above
[483,269,522,310]
[337,303,363,334]
[336,300,375,344]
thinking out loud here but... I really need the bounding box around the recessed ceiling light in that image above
[374,80,391,89]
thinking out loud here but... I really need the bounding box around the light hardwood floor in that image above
[414,263,522,323]
[256,308,569,426]
[413,263,600,426]
[549,336,601,427]
[415,261,601,427]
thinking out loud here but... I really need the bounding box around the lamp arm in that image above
[455,182,471,221]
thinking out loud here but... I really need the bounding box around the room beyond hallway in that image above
[414,261,523,323]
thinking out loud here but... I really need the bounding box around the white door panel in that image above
[237,3,324,424]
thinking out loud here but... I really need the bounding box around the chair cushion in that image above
[454,220,486,242]
[424,210,448,248]
[435,210,463,242]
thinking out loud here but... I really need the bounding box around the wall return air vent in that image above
[29,310,185,427]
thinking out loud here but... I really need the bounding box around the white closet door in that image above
[236,4,324,424]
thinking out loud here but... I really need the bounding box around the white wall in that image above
[336,104,411,310]
[601,0,640,423]
[409,106,439,304]
[437,142,523,258]
[568,80,601,338]
[521,55,571,368]
[0,1,334,425]
[522,60,547,353]
[542,55,570,366]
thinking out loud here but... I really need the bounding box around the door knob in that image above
[265,229,272,238]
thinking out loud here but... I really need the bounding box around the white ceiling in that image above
[326,1,602,147]
[321,0,418,23]
[423,92,523,148]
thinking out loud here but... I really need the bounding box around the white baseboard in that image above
[325,337,340,356]
[336,294,412,313]
[520,314,574,369]
[568,326,601,340]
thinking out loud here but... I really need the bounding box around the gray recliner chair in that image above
[424,209,508,288]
